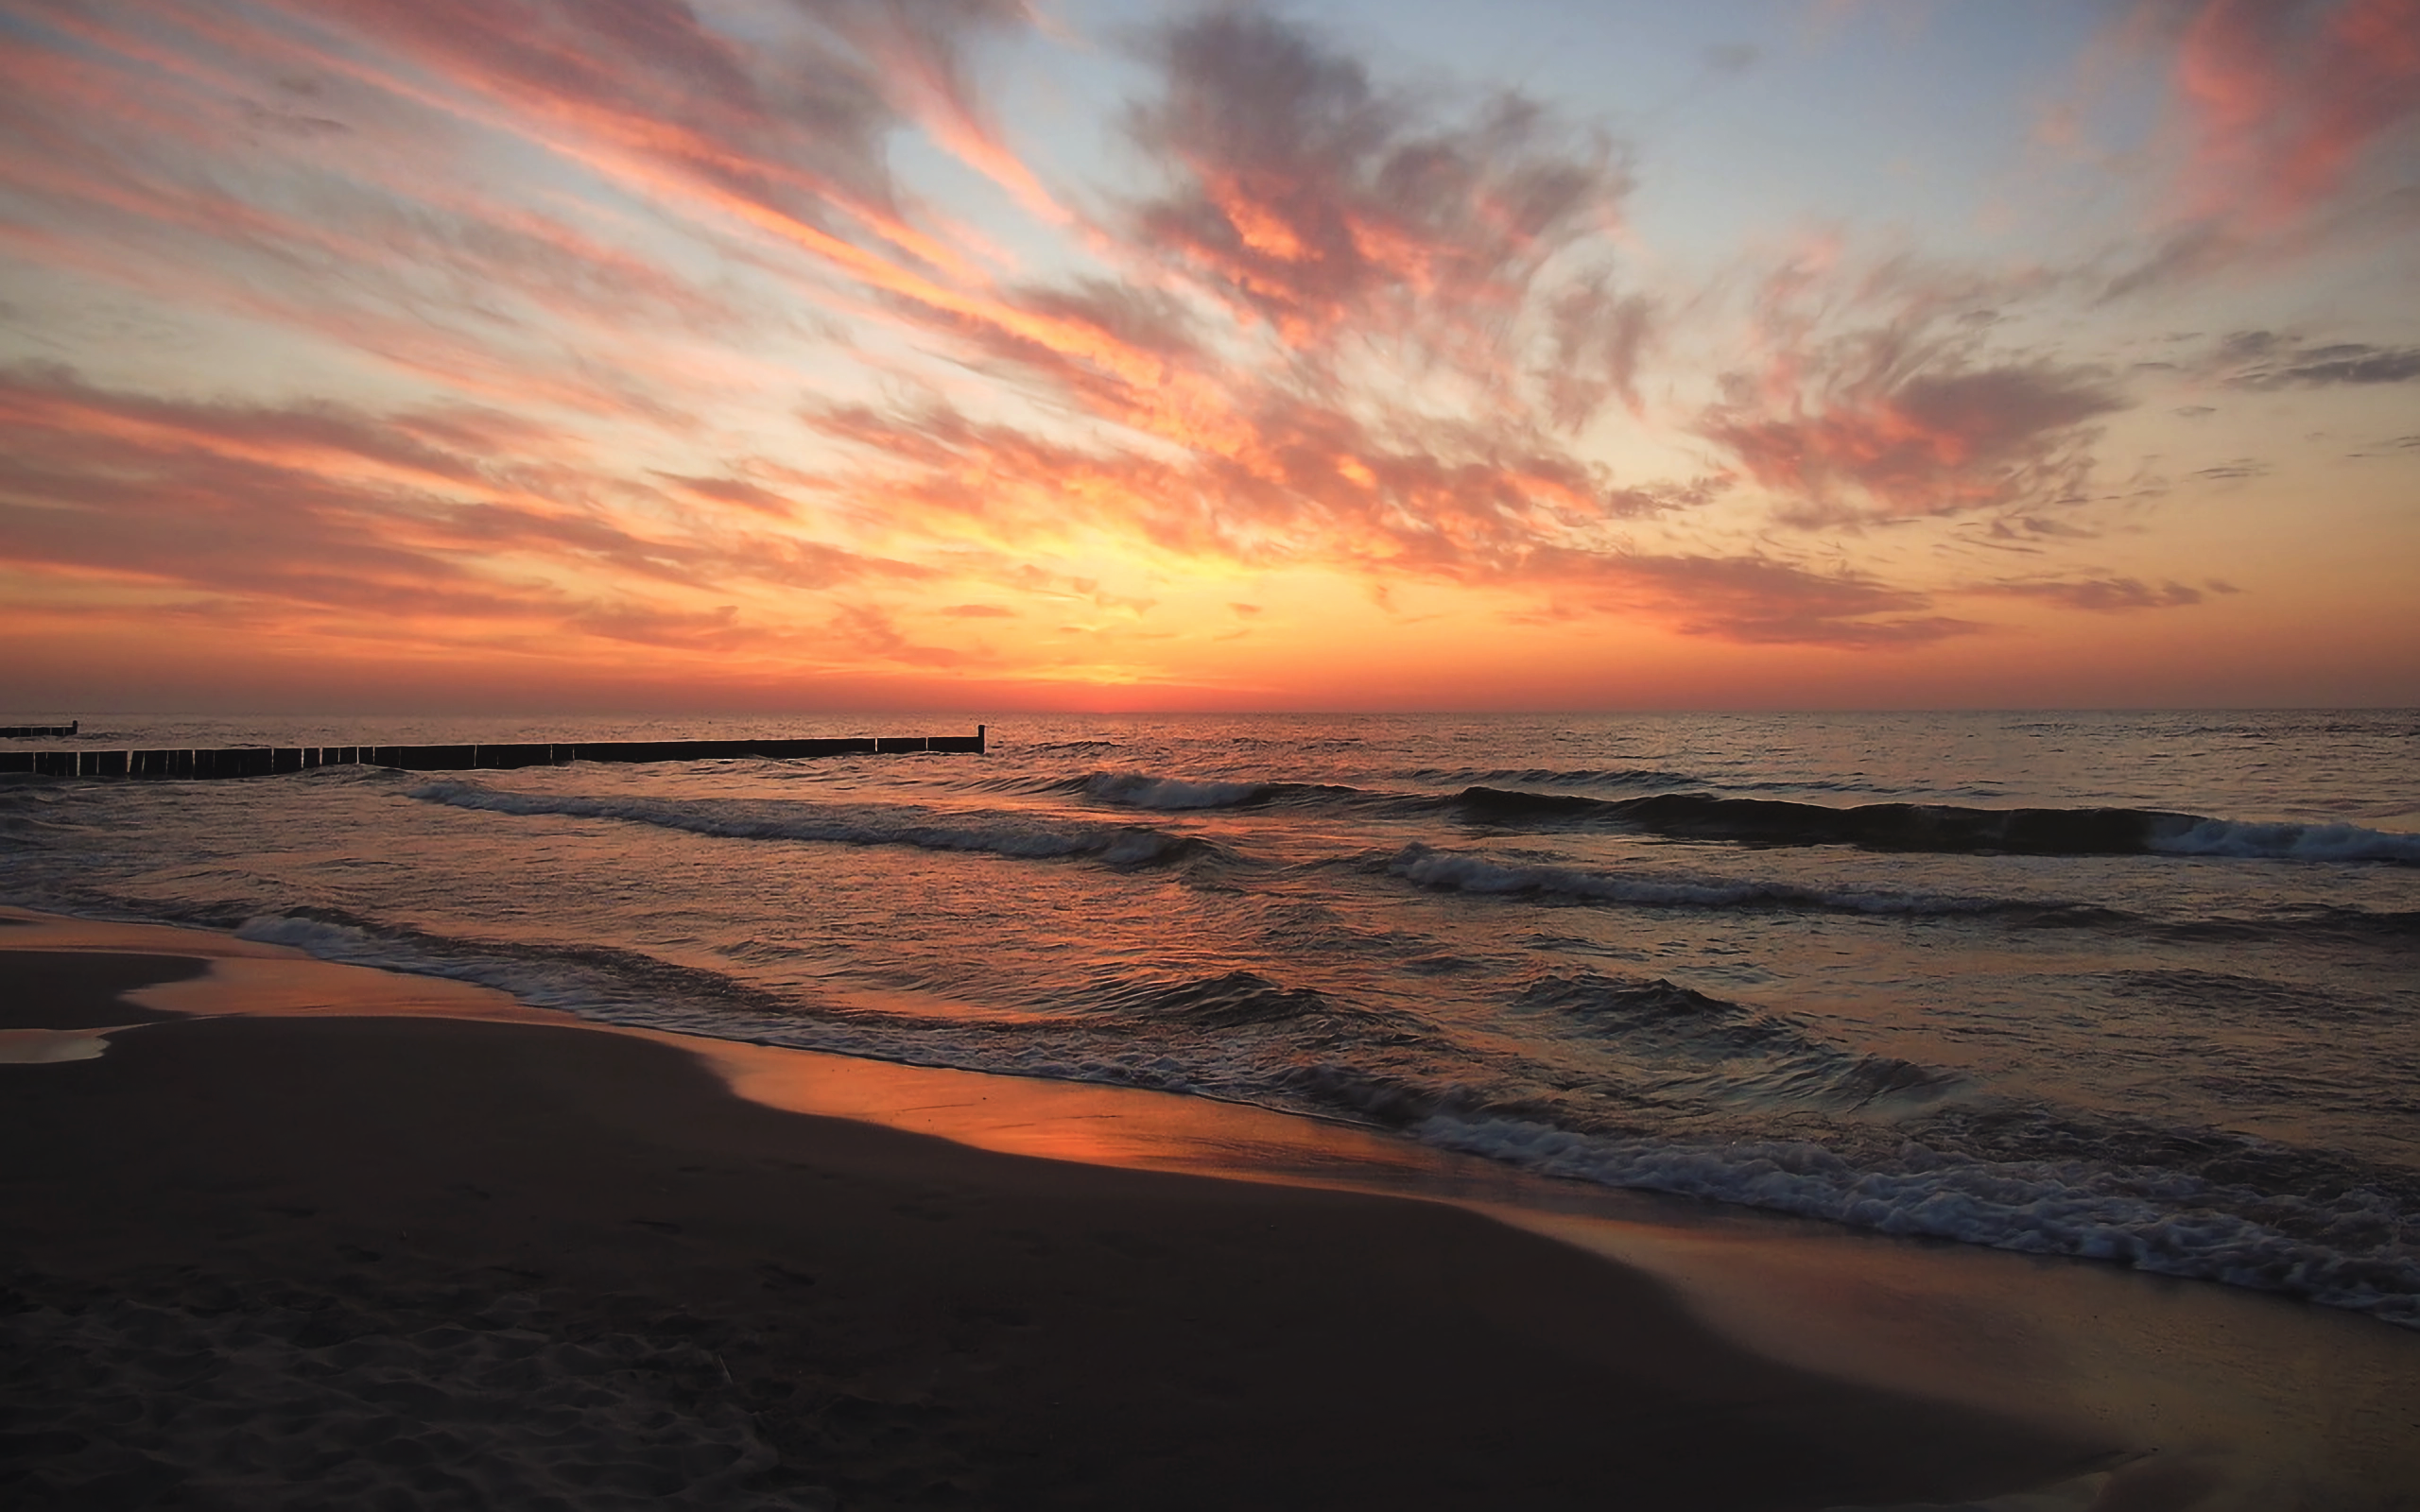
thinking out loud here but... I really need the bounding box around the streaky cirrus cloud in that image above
[0,364,925,642]
[2,0,2411,708]
[262,0,1027,280]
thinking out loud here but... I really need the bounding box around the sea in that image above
[5,709,2416,1328]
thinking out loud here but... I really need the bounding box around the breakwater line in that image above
[0,728,985,780]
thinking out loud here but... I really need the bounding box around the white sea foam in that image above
[1413,1113,2420,1327]
[2151,816,2420,864]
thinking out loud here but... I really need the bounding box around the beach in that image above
[8,915,2420,1509]
[0,919,2118,1510]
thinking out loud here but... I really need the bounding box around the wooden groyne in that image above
[0,721,76,738]
[0,728,985,780]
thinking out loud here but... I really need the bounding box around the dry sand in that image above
[3,914,2413,1509]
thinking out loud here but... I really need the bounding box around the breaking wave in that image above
[1405,765,1711,789]
[1386,842,2118,921]
[2149,816,2420,865]
[1451,787,2420,862]
[1413,1112,2420,1328]
[1084,772,1275,809]
[1514,971,1961,1112]
[409,782,1226,869]
[1088,970,1340,1029]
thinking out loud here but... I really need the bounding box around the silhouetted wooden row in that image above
[0,721,76,738]
[0,729,985,780]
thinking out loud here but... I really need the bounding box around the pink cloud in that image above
[2097,0,2420,296]
[1579,552,1979,648]
[5,0,1096,415]
[2164,0,2420,230]
[1699,361,2124,526]
[0,9,811,433]
[1691,252,2125,527]
[0,367,922,636]
[1119,9,1629,358]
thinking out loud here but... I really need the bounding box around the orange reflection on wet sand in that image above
[687,1033,1469,1184]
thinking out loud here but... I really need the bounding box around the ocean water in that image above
[5,709,2417,1326]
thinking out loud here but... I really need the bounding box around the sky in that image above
[0,0,2415,714]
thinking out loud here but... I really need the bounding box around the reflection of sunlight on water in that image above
[695,1034,1452,1179]
[131,954,567,1024]
[1517,1199,2420,1512]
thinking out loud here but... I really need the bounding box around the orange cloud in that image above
[1691,251,2126,528]
[0,368,925,651]
[1122,10,1629,361]
[1605,553,1978,648]
[1698,362,2124,526]
[4,0,2394,709]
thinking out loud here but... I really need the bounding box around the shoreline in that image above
[6,911,2419,1506]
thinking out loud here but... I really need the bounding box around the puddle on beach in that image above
[0,1026,117,1063]
[7,905,2417,1510]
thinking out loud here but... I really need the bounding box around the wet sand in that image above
[4,914,2414,1509]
